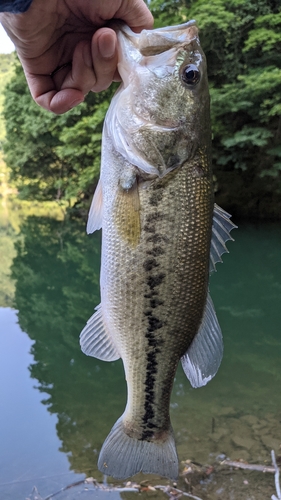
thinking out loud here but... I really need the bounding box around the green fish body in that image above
[80,21,235,480]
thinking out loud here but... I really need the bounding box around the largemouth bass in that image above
[80,20,235,480]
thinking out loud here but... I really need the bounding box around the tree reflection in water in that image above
[11,216,126,478]
[10,217,281,485]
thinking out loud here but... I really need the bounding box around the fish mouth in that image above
[138,21,198,56]
[114,20,199,85]
[115,20,198,54]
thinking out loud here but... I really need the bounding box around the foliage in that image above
[0,52,16,144]
[151,0,281,218]
[192,0,281,218]
[54,100,110,201]
[2,0,281,218]
[3,58,116,203]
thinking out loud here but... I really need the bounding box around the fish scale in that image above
[102,151,212,446]
[80,20,236,480]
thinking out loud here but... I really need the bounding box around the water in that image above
[0,214,280,499]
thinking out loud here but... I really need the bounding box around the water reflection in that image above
[10,216,126,478]
[0,214,16,307]
[8,216,281,490]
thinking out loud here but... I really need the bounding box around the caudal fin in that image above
[98,416,178,480]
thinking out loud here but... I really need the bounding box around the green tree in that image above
[3,1,281,219]
[0,52,16,145]
[150,0,281,219]
[198,1,281,218]
[3,59,115,204]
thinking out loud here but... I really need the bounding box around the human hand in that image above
[0,0,153,114]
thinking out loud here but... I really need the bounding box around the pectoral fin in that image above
[80,304,120,361]
[87,179,103,234]
[210,204,237,273]
[181,292,223,388]
[115,179,141,247]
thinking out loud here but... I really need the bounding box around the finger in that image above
[60,40,98,94]
[116,0,154,31]
[38,88,84,114]
[26,71,84,114]
[90,28,118,92]
[26,41,99,114]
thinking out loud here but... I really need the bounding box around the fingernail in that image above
[99,35,116,59]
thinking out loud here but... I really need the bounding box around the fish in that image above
[80,20,236,481]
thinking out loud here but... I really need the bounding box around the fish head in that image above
[108,21,211,178]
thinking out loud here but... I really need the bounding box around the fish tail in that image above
[98,416,178,480]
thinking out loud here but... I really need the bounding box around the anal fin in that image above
[80,304,120,361]
[181,292,223,388]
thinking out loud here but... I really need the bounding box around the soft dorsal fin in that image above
[181,292,223,388]
[80,304,120,361]
[87,179,103,234]
[210,204,237,273]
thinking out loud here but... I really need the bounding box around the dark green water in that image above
[0,215,280,499]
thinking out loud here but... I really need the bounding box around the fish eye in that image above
[181,64,200,86]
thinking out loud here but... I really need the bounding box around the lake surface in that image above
[0,213,280,500]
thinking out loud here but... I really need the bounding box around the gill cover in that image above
[105,21,201,178]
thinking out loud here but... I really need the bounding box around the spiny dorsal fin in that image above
[80,304,120,361]
[210,204,237,273]
[87,179,103,234]
[181,291,223,388]
[114,180,141,247]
